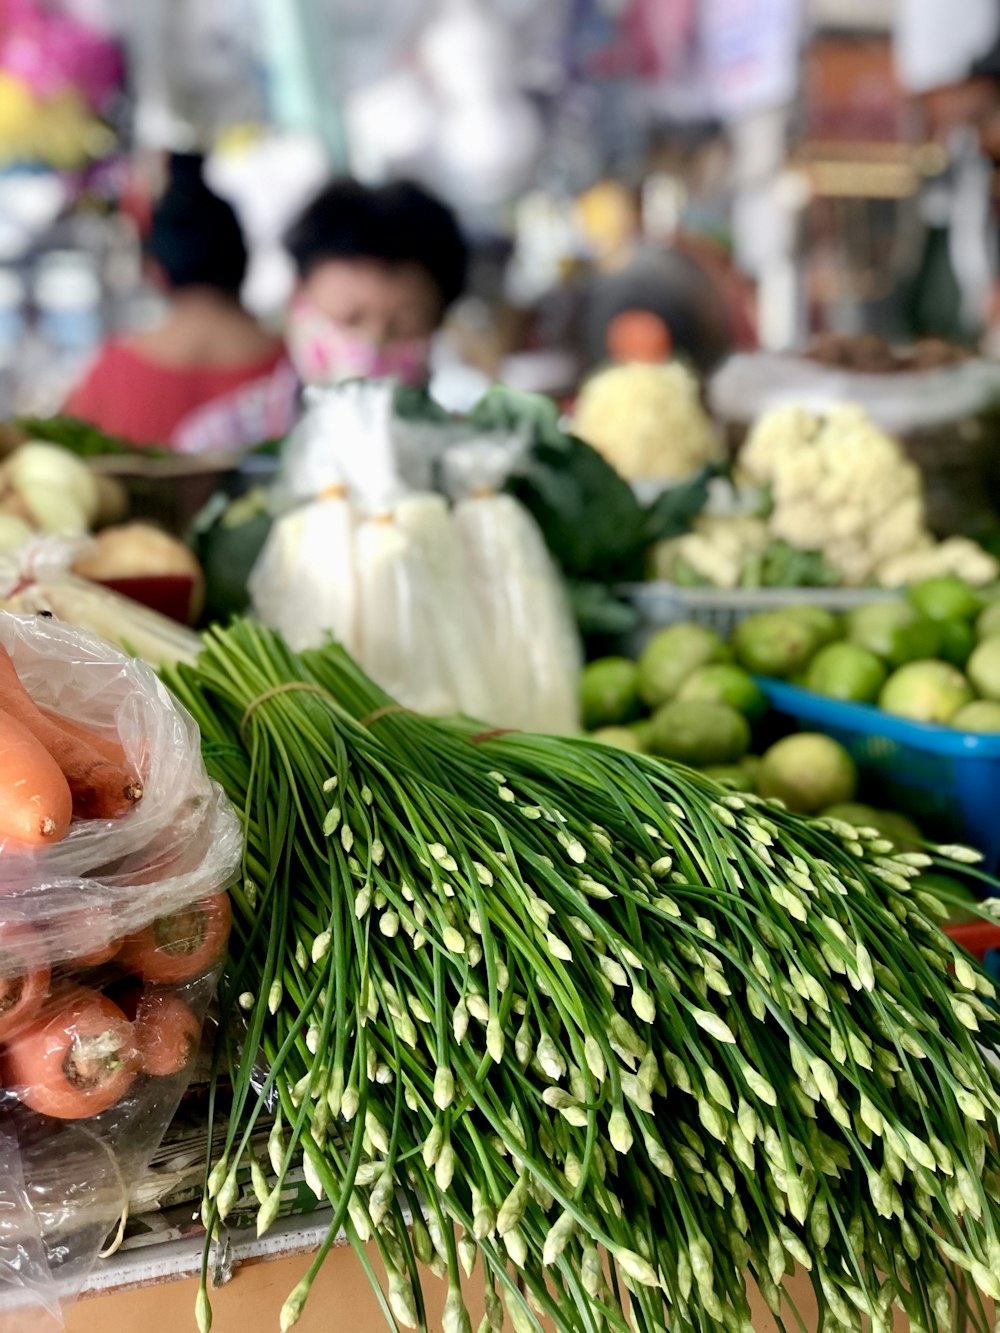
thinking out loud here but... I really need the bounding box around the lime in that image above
[757,734,857,814]
[804,642,886,703]
[783,604,841,646]
[647,700,751,765]
[732,611,821,678]
[636,624,726,708]
[702,764,755,792]
[951,700,1000,732]
[589,726,643,752]
[879,660,974,723]
[885,618,943,668]
[967,637,1000,700]
[676,663,767,720]
[579,657,641,729]
[977,599,1000,641]
[907,575,982,623]
[845,600,917,658]
[822,803,923,851]
[704,754,760,792]
[628,718,655,751]
[821,802,883,831]
[937,618,976,668]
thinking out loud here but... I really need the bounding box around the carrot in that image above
[0,923,51,1040]
[3,987,138,1119]
[134,991,201,1076]
[0,647,142,820]
[57,907,122,969]
[39,708,127,767]
[119,893,231,984]
[0,709,72,845]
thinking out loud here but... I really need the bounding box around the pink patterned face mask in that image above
[287,299,432,387]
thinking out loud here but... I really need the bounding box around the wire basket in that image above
[619,582,897,651]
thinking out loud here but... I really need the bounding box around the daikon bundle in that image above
[446,437,581,733]
[247,490,357,653]
[394,493,497,721]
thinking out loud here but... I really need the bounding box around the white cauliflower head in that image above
[572,361,723,482]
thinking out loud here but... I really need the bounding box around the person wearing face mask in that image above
[173,177,469,451]
[283,177,468,388]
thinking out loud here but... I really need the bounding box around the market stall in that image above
[9,2,1000,1331]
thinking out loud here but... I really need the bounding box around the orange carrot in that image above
[39,708,126,767]
[0,709,72,845]
[0,648,141,820]
[134,992,201,1076]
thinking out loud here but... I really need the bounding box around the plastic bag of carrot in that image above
[0,611,241,1327]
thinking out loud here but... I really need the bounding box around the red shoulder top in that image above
[64,340,290,450]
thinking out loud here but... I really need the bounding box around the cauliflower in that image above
[572,361,723,482]
[739,404,819,486]
[649,400,997,590]
[877,538,1000,588]
[652,515,768,588]
[735,400,954,585]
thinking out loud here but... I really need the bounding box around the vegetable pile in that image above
[168,620,1000,1333]
[653,404,999,589]
[249,382,582,731]
[0,638,228,1123]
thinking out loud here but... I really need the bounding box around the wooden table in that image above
[59,1219,852,1333]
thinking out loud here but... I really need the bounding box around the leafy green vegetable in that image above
[470,386,710,629]
[15,414,283,461]
[760,539,840,588]
[15,414,166,458]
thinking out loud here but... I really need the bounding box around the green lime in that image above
[636,624,727,708]
[951,700,1000,732]
[967,637,1000,700]
[702,764,755,791]
[822,803,923,851]
[579,657,641,729]
[676,663,767,720]
[757,734,857,814]
[845,599,917,659]
[628,718,656,751]
[821,802,883,831]
[589,726,644,752]
[977,599,1000,641]
[783,604,842,646]
[938,618,976,668]
[885,618,943,668]
[804,642,887,703]
[907,575,982,622]
[879,660,974,723]
[647,700,751,765]
[732,611,821,678]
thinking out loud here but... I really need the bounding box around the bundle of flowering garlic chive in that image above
[165,620,1000,1333]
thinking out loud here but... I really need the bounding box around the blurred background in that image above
[4,0,999,418]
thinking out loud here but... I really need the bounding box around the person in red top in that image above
[65,153,289,451]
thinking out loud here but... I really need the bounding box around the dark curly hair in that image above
[286,178,468,314]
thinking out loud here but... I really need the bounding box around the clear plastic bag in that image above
[0,612,241,1325]
[444,436,582,733]
[250,382,501,719]
[709,350,1000,434]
